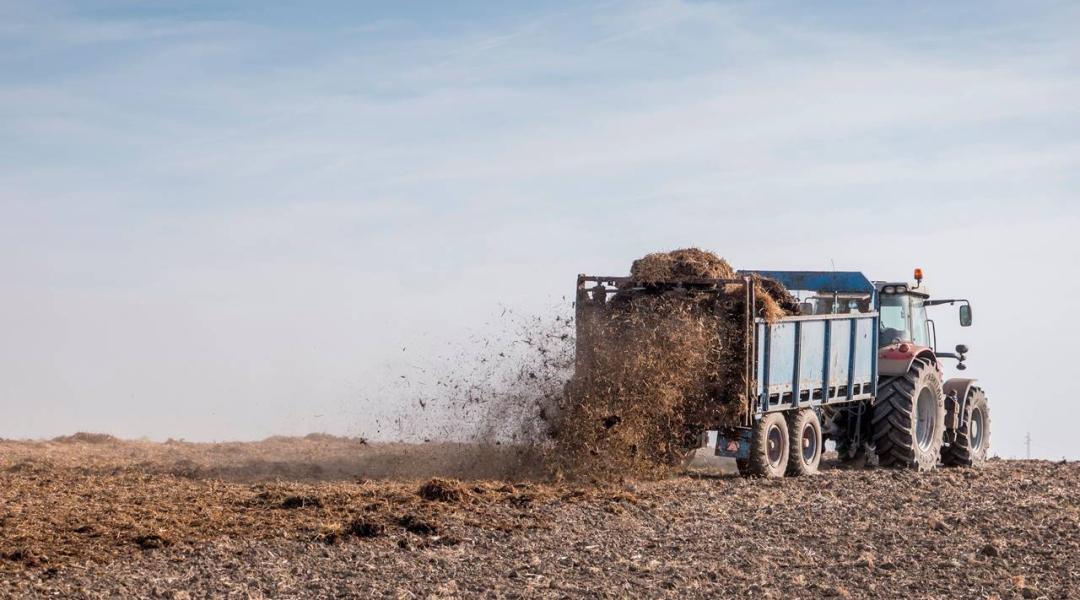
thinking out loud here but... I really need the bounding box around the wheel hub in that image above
[801,423,817,462]
[970,406,984,450]
[915,388,937,450]
[766,424,784,466]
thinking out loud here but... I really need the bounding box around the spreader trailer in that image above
[575,268,988,477]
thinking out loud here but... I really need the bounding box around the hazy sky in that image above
[2,1,1078,458]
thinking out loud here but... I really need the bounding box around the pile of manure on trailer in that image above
[549,248,798,481]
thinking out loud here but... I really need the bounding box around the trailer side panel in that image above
[754,312,877,414]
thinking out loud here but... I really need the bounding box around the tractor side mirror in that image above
[956,344,969,354]
[959,304,972,327]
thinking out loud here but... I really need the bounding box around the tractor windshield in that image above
[879,294,930,347]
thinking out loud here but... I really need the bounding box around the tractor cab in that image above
[875,281,931,348]
[875,268,974,373]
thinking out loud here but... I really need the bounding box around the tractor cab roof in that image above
[874,281,930,298]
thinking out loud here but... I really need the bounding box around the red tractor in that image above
[855,269,989,469]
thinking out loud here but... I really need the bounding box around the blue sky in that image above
[1,1,1078,458]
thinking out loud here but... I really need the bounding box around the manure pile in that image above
[550,248,797,480]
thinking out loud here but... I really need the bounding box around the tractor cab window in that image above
[911,298,929,347]
[879,295,909,346]
[878,293,931,347]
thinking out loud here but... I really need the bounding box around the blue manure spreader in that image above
[575,269,988,477]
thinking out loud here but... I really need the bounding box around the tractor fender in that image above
[878,345,937,377]
[943,378,978,433]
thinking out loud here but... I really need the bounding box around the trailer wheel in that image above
[742,412,789,477]
[872,358,945,470]
[786,409,822,476]
[942,387,990,468]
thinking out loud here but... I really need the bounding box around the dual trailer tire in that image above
[738,409,822,478]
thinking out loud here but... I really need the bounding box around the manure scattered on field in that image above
[133,534,171,550]
[279,495,323,510]
[51,432,119,444]
[397,514,438,536]
[418,478,468,503]
[0,437,575,570]
[344,518,384,539]
[4,438,1076,600]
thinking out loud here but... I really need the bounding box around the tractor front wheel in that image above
[872,358,945,470]
[739,412,790,478]
[943,387,991,468]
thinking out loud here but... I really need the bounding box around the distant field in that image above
[1,436,1075,598]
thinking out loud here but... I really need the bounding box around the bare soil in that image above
[1,436,1076,599]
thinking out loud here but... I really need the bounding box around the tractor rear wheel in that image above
[786,409,822,476]
[943,387,991,468]
[741,412,789,477]
[872,358,945,470]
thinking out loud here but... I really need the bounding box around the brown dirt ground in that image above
[1,436,1077,599]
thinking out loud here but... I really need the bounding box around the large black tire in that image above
[740,412,790,478]
[943,387,990,467]
[786,409,822,476]
[872,358,945,470]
